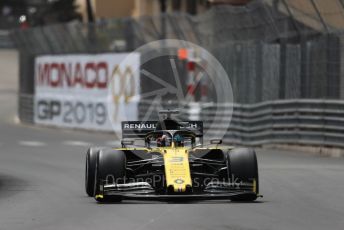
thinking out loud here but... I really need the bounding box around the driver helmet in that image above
[157,134,167,147]
[174,134,184,147]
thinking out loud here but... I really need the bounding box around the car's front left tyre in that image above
[226,148,259,201]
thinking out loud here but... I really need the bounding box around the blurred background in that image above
[1,1,344,230]
[2,0,344,149]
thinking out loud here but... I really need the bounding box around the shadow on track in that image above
[0,173,36,199]
[94,199,266,205]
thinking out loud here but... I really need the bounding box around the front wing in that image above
[95,182,260,201]
[99,191,258,201]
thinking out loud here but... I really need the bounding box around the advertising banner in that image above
[34,53,140,132]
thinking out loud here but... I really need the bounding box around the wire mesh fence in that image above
[12,0,344,101]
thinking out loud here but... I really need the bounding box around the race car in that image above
[85,110,260,202]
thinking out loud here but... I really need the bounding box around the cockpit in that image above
[145,131,196,148]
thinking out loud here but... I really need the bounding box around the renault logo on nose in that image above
[174,179,184,184]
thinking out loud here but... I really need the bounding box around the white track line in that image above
[63,141,92,147]
[18,141,46,147]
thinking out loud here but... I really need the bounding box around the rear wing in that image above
[121,121,157,139]
[121,121,203,139]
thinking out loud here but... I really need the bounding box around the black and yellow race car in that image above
[85,110,260,202]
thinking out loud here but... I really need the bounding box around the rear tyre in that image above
[94,149,126,202]
[85,147,101,197]
[227,148,259,201]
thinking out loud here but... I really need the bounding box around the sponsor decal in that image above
[169,157,184,163]
[123,123,157,130]
[180,123,198,129]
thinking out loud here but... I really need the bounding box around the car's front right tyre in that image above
[94,149,126,202]
[85,147,102,197]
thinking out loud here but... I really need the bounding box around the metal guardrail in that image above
[19,94,344,148]
[18,94,34,124]
[138,99,344,148]
[0,30,13,48]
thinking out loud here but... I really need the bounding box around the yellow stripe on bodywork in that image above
[163,146,192,192]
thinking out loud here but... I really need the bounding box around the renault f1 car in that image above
[85,110,260,202]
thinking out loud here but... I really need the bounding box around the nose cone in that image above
[163,148,192,193]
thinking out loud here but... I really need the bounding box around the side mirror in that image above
[121,139,134,147]
[210,139,222,145]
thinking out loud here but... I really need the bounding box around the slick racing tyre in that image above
[85,147,102,197]
[227,148,259,201]
[94,149,126,202]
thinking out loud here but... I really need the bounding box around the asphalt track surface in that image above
[1,50,344,230]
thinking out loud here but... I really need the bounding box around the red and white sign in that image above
[34,53,140,132]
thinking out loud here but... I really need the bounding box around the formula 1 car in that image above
[85,110,260,202]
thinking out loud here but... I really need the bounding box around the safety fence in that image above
[12,1,344,102]
[20,92,344,148]
[139,99,344,148]
[0,30,13,48]
[18,94,34,124]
